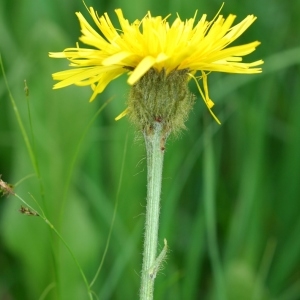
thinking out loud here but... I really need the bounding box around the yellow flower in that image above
[49,5,263,124]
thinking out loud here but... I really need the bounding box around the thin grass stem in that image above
[59,96,114,226]
[203,128,226,300]
[90,133,128,288]
[13,193,94,300]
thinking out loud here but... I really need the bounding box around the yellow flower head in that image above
[49,5,263,124]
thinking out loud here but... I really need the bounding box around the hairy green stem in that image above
[140,121,166,300]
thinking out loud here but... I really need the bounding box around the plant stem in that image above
[140,121,166,300]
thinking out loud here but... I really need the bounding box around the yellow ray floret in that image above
[49,5,263,121]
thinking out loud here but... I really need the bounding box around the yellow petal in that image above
[115,108,129,120]
[127,56,156,85]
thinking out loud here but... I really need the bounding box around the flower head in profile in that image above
[49,4,263,127]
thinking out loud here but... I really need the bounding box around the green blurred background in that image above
[1,0,300,299]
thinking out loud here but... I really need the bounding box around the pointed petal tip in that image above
[115,108,129,120]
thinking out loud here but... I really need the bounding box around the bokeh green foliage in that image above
[1,0,300,299]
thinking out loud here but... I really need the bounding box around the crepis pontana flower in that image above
[49,4,263,127]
